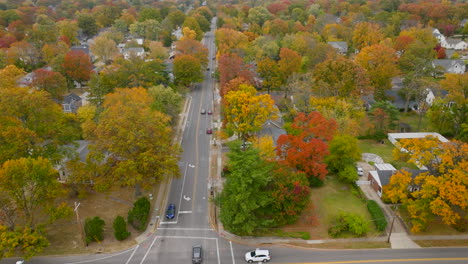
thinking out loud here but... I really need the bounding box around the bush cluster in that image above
[113,215,131,241]
[84,216,105,245]
[367,200,388,231]
[328,212,369,238]
[127,197,151,231]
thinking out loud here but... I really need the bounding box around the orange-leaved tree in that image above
[276,112,337,185]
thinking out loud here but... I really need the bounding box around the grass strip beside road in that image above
[415,240,468,247]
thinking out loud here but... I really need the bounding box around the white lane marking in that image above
[140,235,158,264]
[125,245,139,264]
[216,238,221,264]
[178,210,192,214]
[158,235,217,240]
[157,227,213,230]
[62,247,136,264]
[183,195,191,201]
[178,163,189,216]
[159,221,177,225]
[230,241,236,264]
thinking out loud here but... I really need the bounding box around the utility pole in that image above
[74,202,86,247]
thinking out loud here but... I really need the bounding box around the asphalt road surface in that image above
[2,18,468,264]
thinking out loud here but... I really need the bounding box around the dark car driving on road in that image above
[165,203,176,219]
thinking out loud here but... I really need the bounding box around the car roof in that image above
[255,248,269,254]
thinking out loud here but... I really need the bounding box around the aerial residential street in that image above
[2,16,468,264]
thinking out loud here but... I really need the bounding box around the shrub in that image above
[128,197,151,231]
[367,200,387,231]
[337,165,359,184]
[84,216,105,245]
[309,176,324,187]
[113,215,131,241]
[328,212,369,238]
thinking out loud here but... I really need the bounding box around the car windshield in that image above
[250,251,255,257]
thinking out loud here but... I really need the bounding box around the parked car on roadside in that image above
[165,203,176,219]
[192,245,203,264]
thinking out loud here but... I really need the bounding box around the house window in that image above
[63,104,71,112]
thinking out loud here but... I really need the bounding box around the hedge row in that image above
[367,200,387,231]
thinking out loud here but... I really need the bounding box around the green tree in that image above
[130,19,161,41]
[113,216,130,241]
[326,134,361,173]
[90,35,118,64]
[127,197,151,231]
[148,85,183,125]
[219,142,274,235]
[77,13,98,38]
[173,54,203,87]
[84,216,105,244]
[182,17,203,40]
[248,6,272,27]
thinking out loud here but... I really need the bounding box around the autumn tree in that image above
[438,73,468,136]
[175,37,208,67]
[278,47,302,95]
[0,64,25,89]
[215,28,249,56]
[130,19,160,40]
[62,50,93,87]
[148,41,168,61]
[57,19,79,45]
[0,88,81,164]
[277,112,337,185]
[390,138,467,232]
[0,157,68,228]
[173,54,203,87]
[355,44,400,101]
[382,169,413,204]
[0,226,49,260]
[86,88,180,195]
[218,53,255,90]
[248,6,272,27]
[309,96,365,136]
[257,57,282,92]
[269,165,310,225]
[224,85,277,141]
[90,35,119,64]
[252,135,276,161]
[352,22,384,51]
[220,77,251,98]
[31,68,68,100]
[7,41,42,71]
[369,101,399,134]
[89,57,168,104]
[41,41,69,69]
[312,56,372,97]
[182,17,203,40]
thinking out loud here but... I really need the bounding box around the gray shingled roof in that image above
[445,38,463,45]
[328,41,348,52]
[432,59,464,71]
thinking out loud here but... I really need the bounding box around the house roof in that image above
[432,59,464,71]
[63,93,82,104]
[71,45,90,54]
[375,163,397,171]
[327,41,348,52]
[124,47,145,53]
[258,120,286,146]
[445,38,464,45]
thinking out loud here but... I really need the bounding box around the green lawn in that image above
[398,112,430,132]
[358,139,394,162]
[312,177,380,238]
[358,139,418,170]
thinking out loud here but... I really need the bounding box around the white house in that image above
[327,41,348,54]
[432,28,446,43]
[432,59,466,74]
[123,47,145,59]
[441,38,467,50]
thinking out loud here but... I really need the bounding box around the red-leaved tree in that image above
[32,68,68,99]
[62,50,93,87]
[276,112,337,184]
[218,53,255,92]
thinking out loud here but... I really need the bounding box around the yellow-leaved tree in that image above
[224,84,277,141]
[389,136,467,232]
[309,96,365,136]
